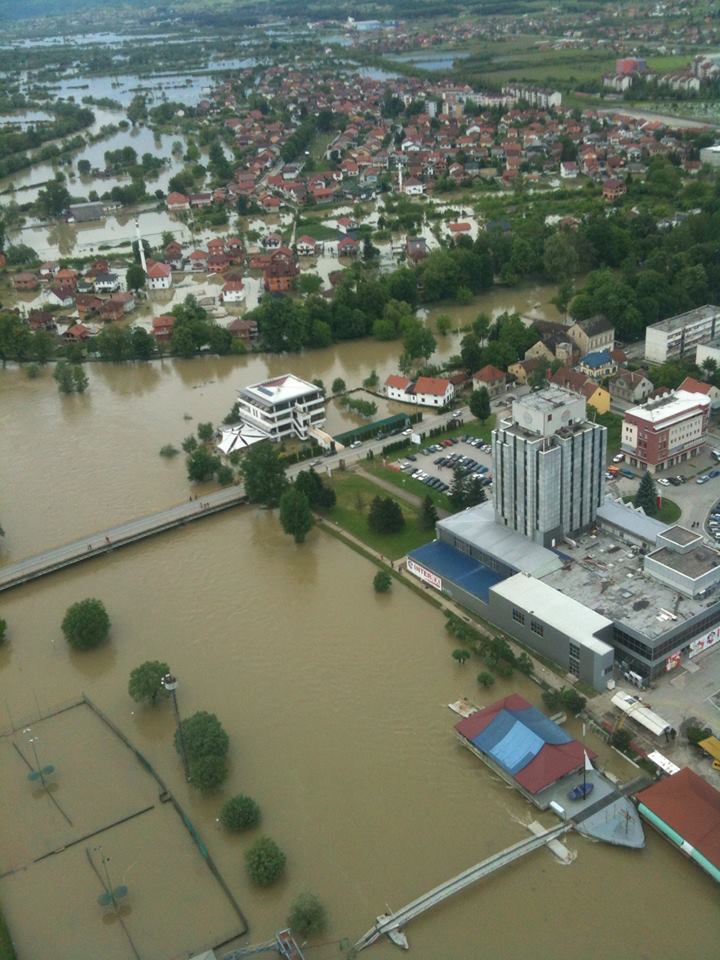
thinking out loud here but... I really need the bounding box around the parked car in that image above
[612,454,624,463]
[407,454,417,461]
[668,477,682,486]
[697,475,711,484]
[658,478,670,486]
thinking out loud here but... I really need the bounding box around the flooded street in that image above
[0,339,718,960]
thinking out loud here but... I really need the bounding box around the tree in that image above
[53,360,76,394]
[634,471,658,516]
[452,649,470,665]
[373,570,392,592]
[543,231,579,283]
[217,465,234,486]
[466,477,487,508]
[469,387,491,422]
[189,754,228,792]
[182,435,198,454]
[421,495,438,530]
[62,598,110,650]
[127,94,148,125]
[220,795,261,832]
[128,660,170,705]
[245,836,287,886]
[33,330,55,365]
[197,422,214,442]
[126,262,146,291]
[130,326,154,360]
[450,467,469,512]
[287,893,328,938]
[187,446,221,483]
[35,176,71,220]
[477,672,495,688]
[96,325,132,362]
[294,469,335,509]
[331,377,346,394]
[368,496,405,534]
[72,365,89,393]
[402,319,436,364]
[242,442,287,507]
[297,273,323,295]
[175,711,229,762]
[436,313,452,335]
[279,488,314,544]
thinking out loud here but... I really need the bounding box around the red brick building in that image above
[621,389,711,473]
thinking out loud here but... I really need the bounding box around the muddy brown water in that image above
[0,326,717,960]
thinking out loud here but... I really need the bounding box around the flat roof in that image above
[408,540,505,601]
[646,304,720,334]
[647,543,720,580]
[660,525,701,547]
[625,389,710,425]
[541,525,717,641]
[490,572,614,655]
[240,373,322,407]
[512,385,583,415]
[438,501,564,578]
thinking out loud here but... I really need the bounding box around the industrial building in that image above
[492,387,606,546]
[621,389,710,473]
[644,305,720,363]
[406,388,720,684]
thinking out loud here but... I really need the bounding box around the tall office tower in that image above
[492,387,607,546]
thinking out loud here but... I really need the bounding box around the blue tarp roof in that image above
[408,540,505,601]
[470,705,574,776]
[581,349,612,368]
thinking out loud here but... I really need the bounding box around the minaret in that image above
[398,164,403,194]
[135,218,147,274]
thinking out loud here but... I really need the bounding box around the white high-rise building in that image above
[492,386,606,547]
[236,374,326,441]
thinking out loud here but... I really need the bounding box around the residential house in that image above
[578,349,617,380]
[473,364,506,397]
[54,268,77,290]
[207,238,226,256]
[108,291,135,314]
[296,236,321,257]
[263,248,298,293]
[189,250,208,272]
[567,315,615,355]
[164,241,184,269]
[62,323,92,342]
[384,374,455,407]
[263,233,282,249]
[406,236,428,263]
[48,285,75,308]
[188,193,212,208]
[603,178,626,201]
[221,280,246,304]
[27,310,57,332]
[146,262,173,290]
[152,314,176,342]
[338,236,359,257]
[678,375,720,411]
[100,299,125,323]
[507,358,540,385]
[93,272,120,293]
[227,317,258,347]
[207,254,230,274]
[403,178,425,196]
[13,272,40,292]
[612,369,654,404]
[549,367,611,415]
[76,294,103,320]
[166,192,190,211]
[560,161,578,179]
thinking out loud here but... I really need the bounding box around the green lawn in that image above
[596,411,622,455]
[323,472,434,559]
[295,221,342,241]
[364,460,452,512]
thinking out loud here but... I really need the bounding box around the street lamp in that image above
[162,673,190,781]
[23,729,55,787]
[93,846,128,912]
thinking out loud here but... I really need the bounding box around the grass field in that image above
[596,411,623,455]
[623,495,681,524]
[323,472,434,559]
[364,460,452,512]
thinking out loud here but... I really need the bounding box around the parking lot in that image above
[395,435,494,496]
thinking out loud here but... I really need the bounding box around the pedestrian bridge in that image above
[0,485,247,594]
[354,823,572,952]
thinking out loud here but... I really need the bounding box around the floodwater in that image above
[0,340,718,960]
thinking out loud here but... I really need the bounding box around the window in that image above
[569,642,580,659]
[512,608,525,625]
[530,619,544,637]
[568,658,580,677]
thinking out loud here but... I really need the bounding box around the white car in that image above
[657,478,670,486]
[349,441,362,449]
[612,454,624,464]
[697,475,710,484]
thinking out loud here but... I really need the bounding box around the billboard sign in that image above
[406,558,442,591]
[688,625,720,659]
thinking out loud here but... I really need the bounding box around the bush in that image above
[686,724,712,746]
[0,618,6,645]
[159,444,179,458]
[245,836,286,886]
[477,671,495,688]
[287,893,328,938]
[220,794,261,832]
[452,648,470,665]
[373,571,392,592]
[189,753,228,792]
[62,598,110,650]
[331,377,346,394]
[216,465,234,486]
[495,660,514,679]
[611,728,633,752]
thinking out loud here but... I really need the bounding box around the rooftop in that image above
[490,572,614,655]
[439,501,564,578]
[597,496,669,544]
[625,389,710,426]
[541,524,720,642]
[240,374,323,408]
[660,524,701,547]
[647,544,720,580]
[646,304,720,335]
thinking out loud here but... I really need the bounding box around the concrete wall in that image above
[486,587,614,690]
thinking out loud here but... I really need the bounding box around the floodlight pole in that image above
[162,673,190,781]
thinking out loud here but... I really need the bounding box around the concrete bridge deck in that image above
[0,485,247,593]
